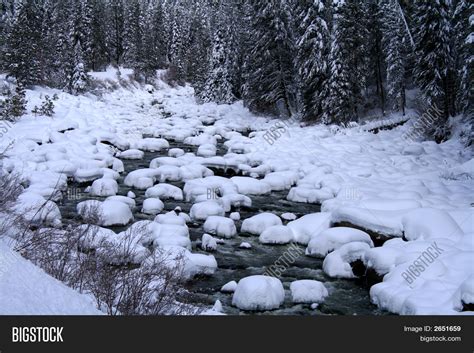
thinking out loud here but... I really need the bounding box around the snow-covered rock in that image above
[322,242,372,278]
[221,280,238,293]
[190,201,225,221]
[239,242,252,249]
[231,176,271,195]
[77,200,133,226]
[241,213,282,235]
[290,280,328,304]
[287,213,331,245]
[259,225,294,244]
[145,183,183,200]
[118,149,144,160]
[232,275,285,311]
[306,227,373,257]
[141,198,165,215]
[201,233,217,252]
[90,178,118,197]
[203,216,237,238]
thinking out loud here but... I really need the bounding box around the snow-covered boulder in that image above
[241,213,282,235]
[230,212,240,221]
[306,227,373,257]
[232,275,285,311]
[287,213,331,245]
[190,201,225,221]
[77,200,133,226]
[259,225,295,244]
[290,280,328,304]
[221,280,238,293]
[201,233,217,252]
[231,176,271,195]
[203,216,237,238]
[281,212,297,221]
[168,148,185,157]
[401,208,464,242]
[239,242,252,249]
[90,178,118,197]
[141,198,165,215]
[322,242,371,278]
[145,183,183,200]
[118,149,144,160]
[197,143,217,157]
[105,195,136,210]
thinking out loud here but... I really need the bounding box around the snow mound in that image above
[322,242,372,278]
[0,241,102,315]
[290,280,329,304]
[77,200,133,226]
[232,275,285,311]
[141,198,165,215]
[190,201,225,221]
[145,183,183,200]
[201,233,217,252]
[203,216,237,238]
[241,213,282,235]
[90,178,118,197]
[287,213,331,245]
[306,227,373,257]
[231,176,271,195]
[259,225,295,244]
[221,280,238,293]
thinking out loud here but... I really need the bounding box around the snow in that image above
[232,275,285,311]
[239,242,252,249]
[322,242,372,278]
[287,213,331,245]
[77,200,134,226]
[230,212,241,221]
[201,233,217,251]
[0,240,102,315]
[290,280,329,304]
[203,216,237,238]
[231,176,271,195]
[221,280,238,293]
[90,178,118,197]
[241,213,282,235]
[145,183,184,200]
[117,149,145,160]
[190,201,225,221]
[259,225,295,244]
[281,212,297,221]
[0,71,471,316]
[141,198,165,215]
[306,227,373,257]
[105,195,136,210]
[401,208,464,241]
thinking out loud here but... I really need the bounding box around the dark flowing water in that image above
[59,137,388,316]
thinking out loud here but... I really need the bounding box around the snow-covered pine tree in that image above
[200,1,235,104]
[69,41,89,95]
[123,0,144,79]
[321,0,367,124]
[295,0,329,121]
[382,0,408,115]
[4,0,43,86]
[185,0,211,92]
[169,0,190,85]
[453,0,473,116]
[413,0,455,124]
[105,0,125,65]
[242,0,297,117]
[141,0,167,82]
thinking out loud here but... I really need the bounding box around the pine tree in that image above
[123,0,144,79]
[106,0,125,65]
[453,0,473,116]
[242,0,297,117]
[413,0,455,122]
[382,0,408,115]
[321,0,368,124]
[4,0,43,86]
[295,0,329,121]
[200,3,235,104]
[69,41,89,94]
[186,1,212,93]
[168,0,190,85]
